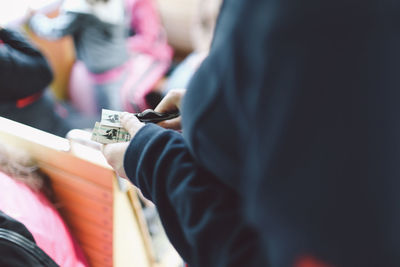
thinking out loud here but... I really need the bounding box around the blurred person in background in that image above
[28,0,172,115]
[0,26,72,137]
[102,0,400,266]
[162,0,222,95]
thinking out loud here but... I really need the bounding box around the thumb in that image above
[157,117,181,130]
[120,112,145,137]
[154,89,185,113]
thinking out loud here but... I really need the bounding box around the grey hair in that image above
[0,143,54,201]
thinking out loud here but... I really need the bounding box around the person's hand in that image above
[101,112,145,179]
[120,112,145,137]
[102,142,130,179]
[155,89,186,130]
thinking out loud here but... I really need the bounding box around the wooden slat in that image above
[43,165,113,204]
[37,154,114,190]
[62,214,113,245]
[73,228,113,257]
[69,225,113,253]
[81,244,113,267]
[90,259,112,267]
[59,203,113,231]
[52,183,113,219]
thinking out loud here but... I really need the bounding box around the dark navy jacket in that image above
[125,0,400,266]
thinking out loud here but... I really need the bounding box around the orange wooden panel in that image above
[81,245,113,267]
[43,165,113,204]
[74,229,113,257]
[60,203,113,231]
[71,225,112,249]
[66,217,113,244]
[90,258,113,267]
[52,183,113,219]
[38,159,114,190]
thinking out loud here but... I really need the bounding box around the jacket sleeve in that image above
[28,12,82,40]
[124,124,267,267]
[0,28,53,100]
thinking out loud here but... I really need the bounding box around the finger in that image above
[155,89,185,113]
[120,112,144,136]
[102,143,116,160]
[120,112,133,123]
[101,143,113,164]
[121,112,137,127]
[157,117,182,130]
[154,96,176,113]
[101,142,129,179]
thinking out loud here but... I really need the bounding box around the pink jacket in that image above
[0,172,89,267]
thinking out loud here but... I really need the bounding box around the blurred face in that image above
[201,0,222,25]
[192,0,223,51]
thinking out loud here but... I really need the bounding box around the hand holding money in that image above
[91,109,144,144]
[91,108,180,144]
[96,109,145,179]
[97,108,177,178]
[102,142,130,179]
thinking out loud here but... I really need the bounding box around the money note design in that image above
[100,109,124,127]
[91,110,131,144]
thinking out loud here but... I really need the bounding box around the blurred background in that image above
[0,0,220,103]
[0,1,222,266]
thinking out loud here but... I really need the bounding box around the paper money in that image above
[91,109,131,144]
[101,109,123,127]
[91,122,131,144]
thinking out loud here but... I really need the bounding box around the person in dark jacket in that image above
[102,0,400,266]
[0,26,71,137]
